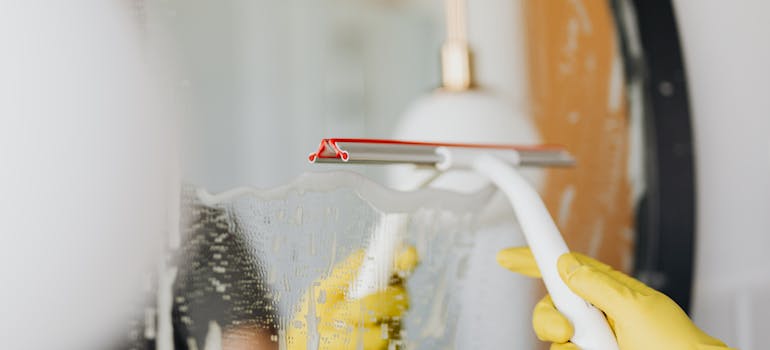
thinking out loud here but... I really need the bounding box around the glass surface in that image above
[128,171,498,349]
[113,2,646,349]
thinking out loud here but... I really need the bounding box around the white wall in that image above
[147,0,441,191]
[0,1,171,348]
[673,1,770,349]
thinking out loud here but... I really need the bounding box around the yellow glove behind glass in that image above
[497,247,734,350]
[287,247,418,350]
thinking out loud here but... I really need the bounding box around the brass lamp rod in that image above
[441,0,473,91]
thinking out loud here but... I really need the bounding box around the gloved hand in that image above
[287,247,418,350]
[497,247,734,350]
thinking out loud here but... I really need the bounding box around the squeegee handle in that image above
[472,154,619,350]
[348,214,407,300]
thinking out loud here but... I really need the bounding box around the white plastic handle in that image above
[472,154,619,350]
[348,213,408,300]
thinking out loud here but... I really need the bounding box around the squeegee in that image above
[309,137,619,350]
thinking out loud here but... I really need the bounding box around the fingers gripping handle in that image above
[472,154,619,350]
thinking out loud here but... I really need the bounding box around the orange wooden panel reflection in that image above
[524,1,634,273]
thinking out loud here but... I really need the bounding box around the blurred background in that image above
[1,0,768,349]
[148,0,445,190]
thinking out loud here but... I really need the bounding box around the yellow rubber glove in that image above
[497,247,734,350]
[287,247,419,350]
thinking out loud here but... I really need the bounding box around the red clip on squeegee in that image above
[308,138,575,167]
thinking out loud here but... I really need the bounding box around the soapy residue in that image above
[117,173,484,349]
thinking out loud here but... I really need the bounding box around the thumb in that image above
[394,245,419,276]
[557,253,640,319]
